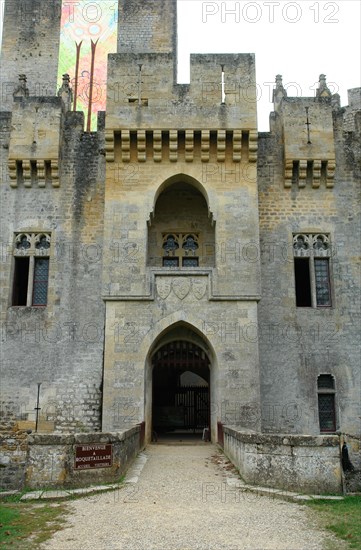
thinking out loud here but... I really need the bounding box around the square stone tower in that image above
[102,0,262,441]
[0,0,62,112]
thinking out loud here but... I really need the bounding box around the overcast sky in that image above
[177,0,361,129]
[1,0,360,130]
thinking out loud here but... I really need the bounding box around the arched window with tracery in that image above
[293,233,332,307]
[147,181,215,268]
[12,232,51,306]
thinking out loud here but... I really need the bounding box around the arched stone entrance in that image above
[152,341,210,438]
[144,322,216,443]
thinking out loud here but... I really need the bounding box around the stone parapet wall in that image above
[223,426,342,494]
[25,427,142,489]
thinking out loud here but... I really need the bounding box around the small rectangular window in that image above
[163,257,179,267]
[317,374,336,432]
[13,257,30,306]
[294,258,312,307]
[314,258,331,306]
[182,257,199,267]
[318,394,336,432]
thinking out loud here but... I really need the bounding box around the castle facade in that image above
[0,0,360,491]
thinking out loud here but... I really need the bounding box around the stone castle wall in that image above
[0,109,106,436]
[223,427,342,494]
[0,0,359,491]
[257,94,360,436]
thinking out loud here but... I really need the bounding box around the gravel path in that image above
[42,443,338,550]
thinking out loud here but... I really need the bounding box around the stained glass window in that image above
[58,1,117,130]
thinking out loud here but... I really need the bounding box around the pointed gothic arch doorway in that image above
[151,341,211,440]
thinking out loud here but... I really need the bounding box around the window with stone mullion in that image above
[12,232,51,307]
[293,233,332,308]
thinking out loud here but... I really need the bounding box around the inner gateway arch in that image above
[147,325,214,441]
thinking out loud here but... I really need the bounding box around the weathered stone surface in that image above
[223,427,343,494]
[25,427,141,489]
[0,0,62,112]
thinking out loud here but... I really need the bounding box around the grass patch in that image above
[0,502,68,548]
[307,496,361,549]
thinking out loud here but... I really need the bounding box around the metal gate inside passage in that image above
[152,341,210,433]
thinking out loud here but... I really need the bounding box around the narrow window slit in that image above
[292,161,299,186]
[221,65,226,104]
[307,160,313,186]
[16,160,23,185]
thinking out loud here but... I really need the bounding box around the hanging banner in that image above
[58,1,117,130]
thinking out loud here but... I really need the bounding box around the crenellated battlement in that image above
[269,74,343,189]
[106,53,257,130]
[105,52,258,164]
[6,92,63,188]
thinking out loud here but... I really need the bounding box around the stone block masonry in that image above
[223,427,342,494]
[25,427,141,489]
[0,107,106,438]
[0,0,62,112]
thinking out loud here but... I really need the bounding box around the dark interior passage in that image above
[152,341,210,435]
